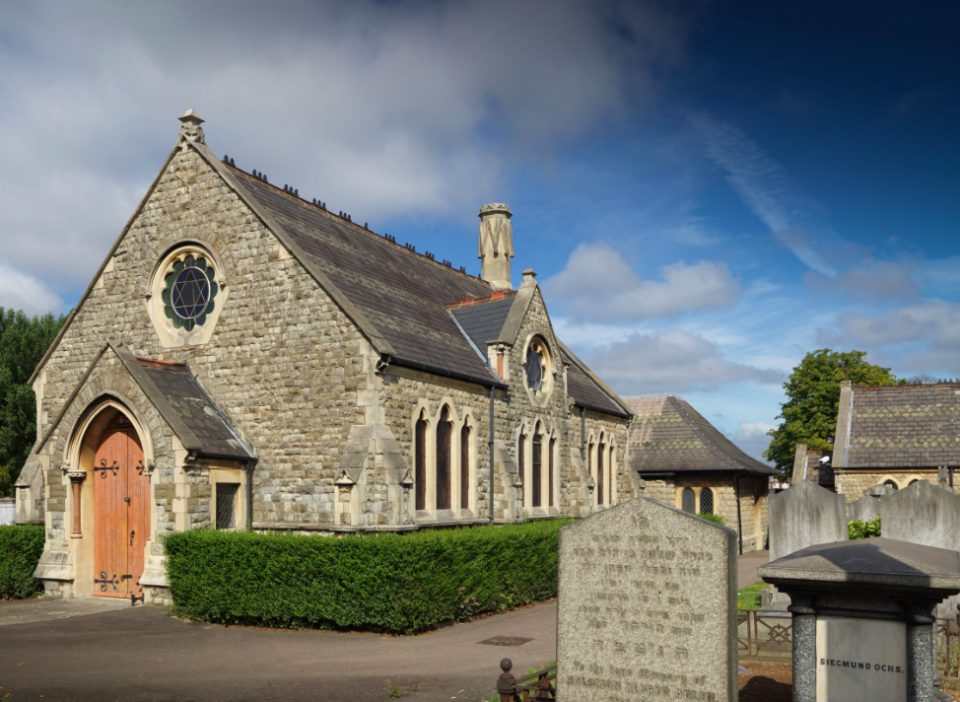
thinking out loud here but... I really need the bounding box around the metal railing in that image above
[738,609,792,660]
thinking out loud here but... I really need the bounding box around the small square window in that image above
[216,483,239,530]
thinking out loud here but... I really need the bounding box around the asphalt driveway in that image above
[0,599,557,702]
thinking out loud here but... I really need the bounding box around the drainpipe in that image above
[734,471,745,556]
[489,386,495,526]
[245,459,257,531]
[580,407,586,462]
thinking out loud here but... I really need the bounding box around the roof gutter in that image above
[574,401,631,420]
[389,356,507,390]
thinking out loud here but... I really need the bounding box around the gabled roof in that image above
[130,356,255,460]
[30,128,628,416]
[626,395,774,475]
[38,342,254,461]
[843,383,960,468]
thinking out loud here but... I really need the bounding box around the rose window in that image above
[526,346,544,393]
[162,255,219,331]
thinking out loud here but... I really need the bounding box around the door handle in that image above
[124,497,131,503]
[130,530,135,546]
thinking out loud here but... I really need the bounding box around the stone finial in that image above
[478,203,514,290]
[178,108,205,144]
[521,268,537,288]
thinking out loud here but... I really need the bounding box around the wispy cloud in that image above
[806,258,919,302]
[688,113,837,277]
[543,242,741,322]
[587,328,783,394]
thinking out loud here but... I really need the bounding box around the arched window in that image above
[532,430,542,508]
[460,424,470,510]
[699,487,714,515]
[436,407,452,510]
[518,432,526,504]
[883,480,899,491]
[608,445,615,505]
[597,435,605,505]
[548,437,556,508]
[681,488,695,513]
[909,478,921,486]
[415,414,427,511]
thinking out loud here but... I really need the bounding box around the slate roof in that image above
[845,384,960,468]
[449,295,517,353]
[133,358,255,460]
[563,349,629,417]
[626,395,775,474]
[227,165,628,415]
[234,169,506,387]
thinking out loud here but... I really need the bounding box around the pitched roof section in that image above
[845,384,960,468]
[229,167,509,387]
[448,295,516,351]
[130,356,255,460]
[626,395,775,475]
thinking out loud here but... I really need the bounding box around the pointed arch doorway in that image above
[92,414,149,598]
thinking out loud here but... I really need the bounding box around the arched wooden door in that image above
[93,414,149,598]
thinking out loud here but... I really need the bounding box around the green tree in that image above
[0,308,67,493]
[764,349,901,475]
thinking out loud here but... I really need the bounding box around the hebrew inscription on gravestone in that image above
[556,497,737,702]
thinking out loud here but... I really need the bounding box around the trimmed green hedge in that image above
[0,525,45,599]
[165,520,568,633]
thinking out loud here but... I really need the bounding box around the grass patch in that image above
[738,581,766,610]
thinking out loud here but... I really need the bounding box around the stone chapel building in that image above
[16,110,633,603]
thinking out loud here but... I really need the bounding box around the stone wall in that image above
[636,473,768,553]
[835,469,938,503]
[35,147,368,531]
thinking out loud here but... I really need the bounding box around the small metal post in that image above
[498,658,516,702]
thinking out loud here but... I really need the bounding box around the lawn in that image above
[737,581,767,610]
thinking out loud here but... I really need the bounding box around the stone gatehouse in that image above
[15,110,633,603]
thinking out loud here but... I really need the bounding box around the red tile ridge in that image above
[445,290,519,309]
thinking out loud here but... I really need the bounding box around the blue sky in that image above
[1,1,958,460]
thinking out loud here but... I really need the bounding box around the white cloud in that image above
[688,113,837,277]
[0,259,63,317]
[0,1,689,294]
[732,421,776,462]
[586,328,783,394]
[543,242,741,322]
[807,259,919,302]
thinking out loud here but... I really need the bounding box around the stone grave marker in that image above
[847,485,893,523]
[556,496,737,702]
[881,479,960,621]
[763,480,848,607]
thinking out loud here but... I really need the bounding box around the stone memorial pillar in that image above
[759,538,960,702]
[556,497,737,701]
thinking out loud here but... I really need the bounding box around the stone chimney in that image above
[478,203,514,290]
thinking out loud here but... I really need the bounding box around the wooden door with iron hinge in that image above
[93,415,149,598]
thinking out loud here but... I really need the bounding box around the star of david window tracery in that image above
[161,254,219,331]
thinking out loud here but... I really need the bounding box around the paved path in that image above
[0,599,557,702]
[738,549,770,589]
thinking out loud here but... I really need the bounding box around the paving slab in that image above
[739,549,770,589]
[0,596,131,626]
[0,599,558,702]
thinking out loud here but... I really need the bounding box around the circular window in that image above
[526,347,543,392]
[162,255,219,331]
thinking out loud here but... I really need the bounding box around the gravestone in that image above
[759,538,960,702]
[881,479,960,620]
[763,480,848,608]
[847,485,893,523]
[556,497,737,702]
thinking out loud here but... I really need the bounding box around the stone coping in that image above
[759,538,960,593]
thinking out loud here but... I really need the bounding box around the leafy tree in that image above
[0,308,67,493]
[763,349,901,475]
